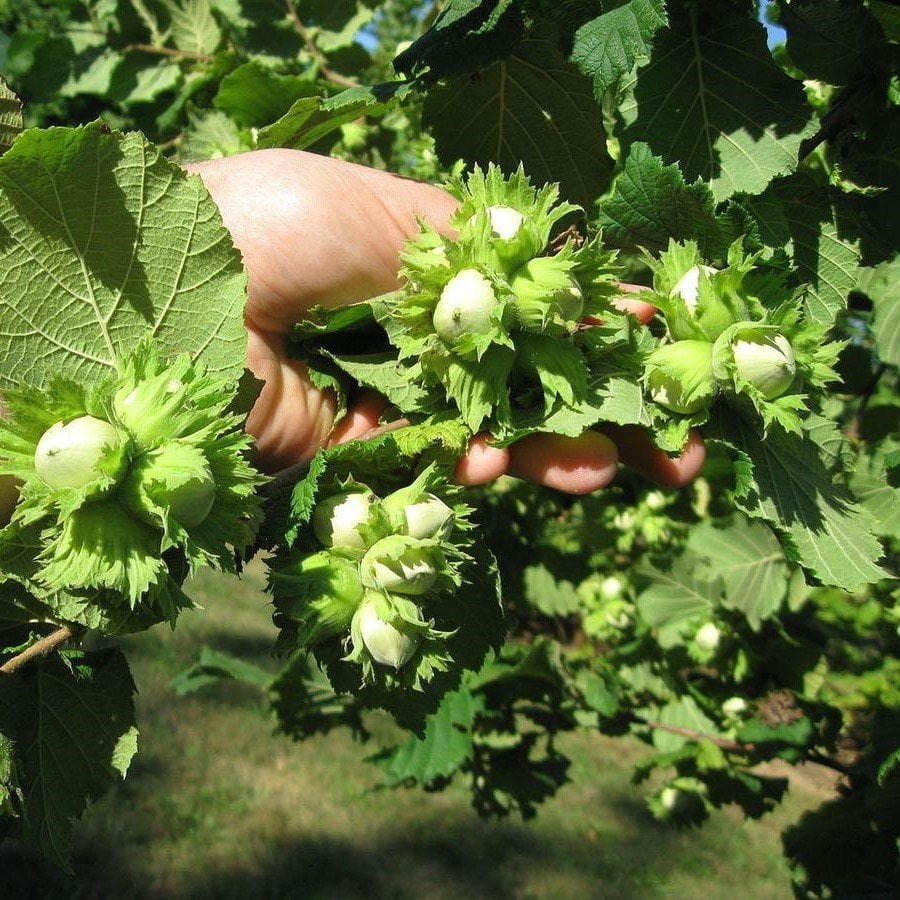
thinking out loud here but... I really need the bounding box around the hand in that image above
[187,149,705,493]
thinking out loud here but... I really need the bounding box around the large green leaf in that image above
[213,61,318,128]
[743,177,861,323]
[596,143,756,260]
[166,0,222,55]
[374,686,484,786]
[620,5,816,201]
[258,82,416,150]
[0,122,248,388]
[0,77,24,155]
[780,0,885,85]
[710,413,886,592]
[571,0,667,99]
[0,649,138,869]
[650,696,721,752]
[424,33,614,208]
[688,519,791,629]
[393,0,522,80]
[523,564,581,617]
[857,257,900,367]
[635,558,719,647]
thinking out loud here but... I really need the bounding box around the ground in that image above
[1,563,829,899]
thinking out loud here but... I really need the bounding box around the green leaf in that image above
[650,696,721,752]
[594,376,653,429]
[709,412,886,592]
[869,0,900,42]
[737,715,814,750]
[444,349,515,433]
[515,333,588,407]
[857,257,900,366]
[213,61,318,128]
[780,0,885,85]
[112,54,183,104]
[171,645,272,695]
[0,648,138,869]
[423,32,614,208]
[178,109,246,161]
[636,558,719,647]
[269,651,366,740]
[0,122,248,388]
[165,0,222,55]
[523,564,581,617]
[620,6,816,201]
[374,686,485,786]
[0,76,24,155]
[852,447,900,538]
[258,82,416,150]
[311,1,376,52]
[393,0,522,80]
[570,0,667,99]
[743,177,861,323]
[320,351,435,413]
[596,143,755,260]
[688,519,791,629]
[40,501,166,606]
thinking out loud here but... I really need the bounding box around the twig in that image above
[128,43,215,64]
[0,626,77,675]
[157,132,185,154]
[358,417,412,442]
[639,717,756,753]
[284,0,359,89]
[637,717,857,779]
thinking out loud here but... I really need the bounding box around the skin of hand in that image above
[0,150,705,526]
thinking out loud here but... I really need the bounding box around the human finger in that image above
[328,393,389,446]
[506,431,619,495]
[599,424,706,488]
[613,282,655,325]
[454,434,510,486]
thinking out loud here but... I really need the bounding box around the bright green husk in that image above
[272,550,364,642]
[653,241,753,342]
[114,369,189,451]
[645,341,717,415]
[382,484,454,540]
[360,534,441,596]
[510,256,584,335]
[121,442,216,528]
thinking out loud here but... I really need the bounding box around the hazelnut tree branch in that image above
[0,625,78,676]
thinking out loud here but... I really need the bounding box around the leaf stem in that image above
[0,626,78,675]
[284,0,359,89]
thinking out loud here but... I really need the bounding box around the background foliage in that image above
[0,1,897,896]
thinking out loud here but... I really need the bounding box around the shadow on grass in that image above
[1,804,691,900]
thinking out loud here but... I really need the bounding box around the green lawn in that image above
[1,564,826,899]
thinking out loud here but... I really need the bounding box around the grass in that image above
[1,563,827,899]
